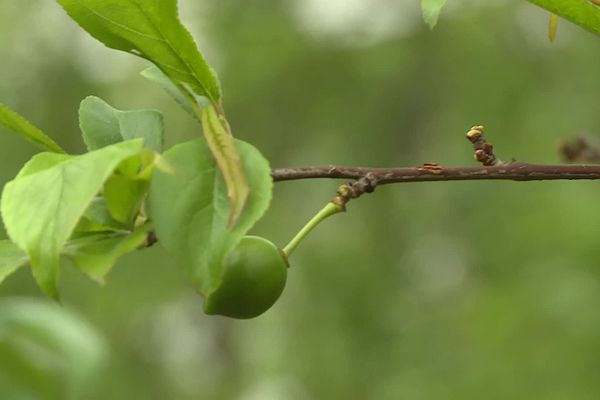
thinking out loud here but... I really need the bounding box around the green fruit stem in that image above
[283,202,343,258]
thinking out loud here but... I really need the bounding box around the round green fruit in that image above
[204,236,289,319]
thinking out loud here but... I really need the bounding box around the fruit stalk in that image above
[282,202,343,258]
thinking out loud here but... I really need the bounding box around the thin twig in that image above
[272,125,600,184]
[271,163,600,183]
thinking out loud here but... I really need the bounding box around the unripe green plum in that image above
[204,236,288,319]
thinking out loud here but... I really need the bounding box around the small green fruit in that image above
[204,236,288,319]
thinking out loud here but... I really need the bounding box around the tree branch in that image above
[271,125,600,184]
[271,163,600,183]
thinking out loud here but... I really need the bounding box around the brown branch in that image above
[271,163,600,183]
[272,125,600,185]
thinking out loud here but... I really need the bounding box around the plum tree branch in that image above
[271,163,600,183]
[271,126,600,186]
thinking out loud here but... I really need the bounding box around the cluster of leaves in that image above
[1,0,600,306]
[0,0,272,303]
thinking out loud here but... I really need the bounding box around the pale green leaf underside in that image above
[0,140,143,298]
[422,0,448,29]
[141,66,200,121]
[63,222,152,283]
[148,138,272,296]
[56,0,221,103]
[201,104,250,228]
[528,0,600,37]
[79,96,163,152]
[0,240,28,284]
[0,102,65,153]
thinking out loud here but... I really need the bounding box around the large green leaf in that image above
[0,140,143,298]
[0,241,28,285]
[422,0,448,29]
[148,139,272,296]
[201,104,250,228]
[528,0,600,37]
[63,222,152,283]
[56,0,221,103]
[79,96,163,152]
[0,101,65,153]
[0,298,106,400]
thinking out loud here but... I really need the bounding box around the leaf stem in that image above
[283,202,343,258]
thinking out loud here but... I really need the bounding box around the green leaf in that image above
[63,222,152,283]
[141,66,201,121]
[0,140,143,298]
[528,0,600,37]
[15,152,73,179]
[0,241,28,285]
[103,157,153,226]
[0,298,106,400]
[79,96,163,152]
[201,104,250,228]
[57,0,222,103]
[148,139,272,296]
[422,0,448,29]
[0,101,65,153]
[76,197,128,233]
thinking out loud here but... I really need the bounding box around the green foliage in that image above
[79,96,164,152]
[0,140,143,298]
[422,0,448,29]
[0,241,28,285]
[527,1,600,37]
[57,0,251,228]
[63,223,152,283]
[56,0,221,104]
[148,138,272,296]
[0,102,65,153]
[3,0,600,396]
[0,298,106,399]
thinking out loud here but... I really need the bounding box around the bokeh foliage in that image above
[2,0,600,398]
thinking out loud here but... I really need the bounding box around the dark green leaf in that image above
[148,139,272,296]
[79,96,163,152]
[57,0,221,103]
[0,101,65,153]
[528,0,600,37]
[0,140,143,298]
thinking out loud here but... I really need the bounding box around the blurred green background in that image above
[2,0,600,399]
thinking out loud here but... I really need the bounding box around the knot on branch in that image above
[333,172,379,209]
[466,125,504,166]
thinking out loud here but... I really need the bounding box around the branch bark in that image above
[271,163,600,184]
[272,126,600,185]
